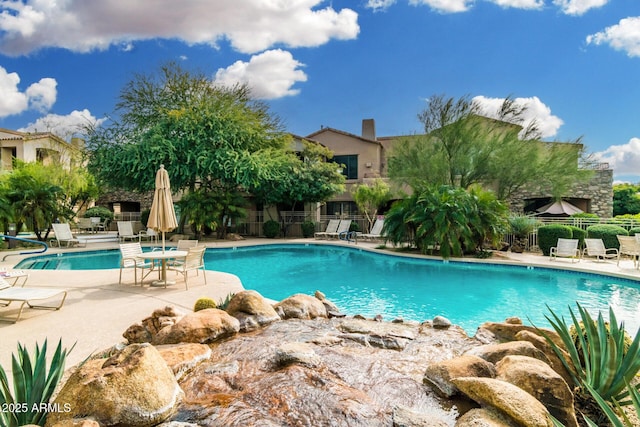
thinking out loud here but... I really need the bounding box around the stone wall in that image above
[96,190,155,211]
[507,169,613,217]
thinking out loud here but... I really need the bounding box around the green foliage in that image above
[537,225,573,256]
[587,224,628,249]
[140,209,150,227]
[0,339,73,427]
[613,183,640,216]
[217,293,236,310]
[301,221,316,238]
[583,380,640,426]
[629,227,640,236]
[508,215,539,238]
[387,94,591,201]
[84,206,113,222]
[263,220,280,238]
[193,297,217,312]
[571,212,599,219]
[383,185,508,258]
[538,303,640,406]
[569,226,587,249]
[351,178,392,233]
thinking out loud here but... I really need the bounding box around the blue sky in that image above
[0,0,638,182]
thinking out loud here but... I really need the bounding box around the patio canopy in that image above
[535,200,583,216]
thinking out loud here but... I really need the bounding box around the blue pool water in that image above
[15,244,640,333]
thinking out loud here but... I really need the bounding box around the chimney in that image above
[362,119,376,141]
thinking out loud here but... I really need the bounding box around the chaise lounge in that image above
[0,278,68,323]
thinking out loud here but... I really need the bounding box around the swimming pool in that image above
[15,244,640,334]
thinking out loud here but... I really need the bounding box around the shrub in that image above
[301,221,316,238]
[348,221,360,233]
[0,339,73,427]
[571,212,599,219]
[537,225,572,256]
[193,297,217,312]
[263,220,280,238]
[568,226,586,249]
[217,293,235,310]
[509,216,538,238]
[587,224,628,249]
[84,206,113,222]
[628,227,640,236]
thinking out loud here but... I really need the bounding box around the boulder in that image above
[46,344,183,427]
[496,355,578,427]
[514,330,575,385]
[123,306,183,344]
[153,308,240,345]
[274,293,328,320]
[274,342,322,368]
[476,321,563,348]
[433,315,452,329]
[47,421,101,427]
[225,290,281,331]
[423,355,497,397]
[455,408,516,426]
[392,404,449,427]
[451,377,553,427]
[464,341,549,365]
[314,290,342,315]
[157,343,212,380]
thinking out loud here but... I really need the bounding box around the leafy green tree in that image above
[351,178,391,233]
[613,183,640,216]
[388,94,591,200]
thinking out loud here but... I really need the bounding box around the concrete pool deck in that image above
[1,236,639,377]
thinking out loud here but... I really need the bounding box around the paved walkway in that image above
[1,237,639,378]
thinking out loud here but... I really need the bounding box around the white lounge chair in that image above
[50,223,86,247]
[168,246,207,290]
[0,267,29,287]
[549,238,580,263]
[314,219,340,239]
[91,216,109,232]
[617,235,640,268]
[327,219,352,239]
[0,278,67,323]
[117,221,140,242]
[360,218,385,241]
[583,238,618,262]
[119,242,154,285]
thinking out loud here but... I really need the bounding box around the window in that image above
[333,155,358,180]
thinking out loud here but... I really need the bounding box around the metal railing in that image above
[2,235,48,261]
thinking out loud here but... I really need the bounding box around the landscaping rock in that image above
[433,315,452,329]
[274,342,322,368]
[452,377,553,427]
[225,290,281,331]
[455,408,516,426]
[464,340,549,364]
[157,343,212,380]
[496,355,578,427]
[514,329,575,385]
[392,404,449,426]
[46,344,183,427]
[274,293,328,319]
[152,308,240,345]
[423,355,497,397]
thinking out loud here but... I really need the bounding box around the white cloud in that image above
[18,109,106,140]
[490,0,544,10]
[553,0,609,16]
[473,95,564,138]
[593,138,640,177]
[409,0,472,13]
[586,17,640,58]
[0,0,360,56]
[366,0,397,11]
[0,66,57,117]
[214,49,307,100]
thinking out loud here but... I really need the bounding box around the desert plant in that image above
[537,225,573,256]
[301,221,316,238]
[587,224,628,249]
[0,339,73,427]
[218,292,236,310]
[263,220,280,238]
[509,215,538,253]
[193,297,217,312]
[583,380,640,427]
[538,303,640,406]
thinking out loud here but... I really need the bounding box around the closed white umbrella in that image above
[147,165,178,252]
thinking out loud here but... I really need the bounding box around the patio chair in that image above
[118,242,154,285]
[549,238,580,263]
[360,218,385,241]
[583,238,619,262]
[91,217,109,232]
[168,246,207,290]
[314,219,340,239]
[117,221,140,242]
[617,235,640,268]
[77,217,95,233]
[139,228,159,244]
[326,219,352,239]
[0,278,67,323]
[50,223,86,247]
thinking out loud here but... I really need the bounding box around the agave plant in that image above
[0,339,73,427]
[583,380,640,426]
[538,303,640,406]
